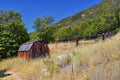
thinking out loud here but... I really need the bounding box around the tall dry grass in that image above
[0,33,120,80]
[73,33,120,80]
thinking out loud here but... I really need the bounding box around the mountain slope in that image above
[55,0,120,27]
[30,0,120,42]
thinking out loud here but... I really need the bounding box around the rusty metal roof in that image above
[18,41,34,51]
[18,40,44,51]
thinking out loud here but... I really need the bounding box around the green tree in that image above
[32,16,55,43]
[32,16,54,30]
[39,26,56,43]
[0,10,29,59]
[53,27,72,41]
[29,31,39,41]
[71,21,89,37]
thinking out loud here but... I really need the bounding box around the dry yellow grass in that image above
[73,33,120,80]
[0,33,120,80]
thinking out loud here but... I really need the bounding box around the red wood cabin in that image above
[18,40,50,59]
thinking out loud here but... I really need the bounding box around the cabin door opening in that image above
[39,44,45,57]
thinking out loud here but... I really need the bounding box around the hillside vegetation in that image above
[30,0,120,42]
[0,32,120,80]
[56,0,120,26]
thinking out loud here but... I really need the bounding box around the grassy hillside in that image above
[0,32,120,80]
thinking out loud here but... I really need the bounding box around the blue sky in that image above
[0,0,102,33]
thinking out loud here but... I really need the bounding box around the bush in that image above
[48,65,60,74]
[112,28,120,35]
[38,26,56,43]
[53,26,72,41]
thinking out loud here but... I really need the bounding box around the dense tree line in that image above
[0,10,29,60]
[30,7,120,41]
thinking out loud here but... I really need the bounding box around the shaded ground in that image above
[0,70,24,80]
[0,69,11,78]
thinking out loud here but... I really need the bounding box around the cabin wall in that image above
[31,42,45,58]
[18,51,30,60]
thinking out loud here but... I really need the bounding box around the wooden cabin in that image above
[18,40,50,59]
